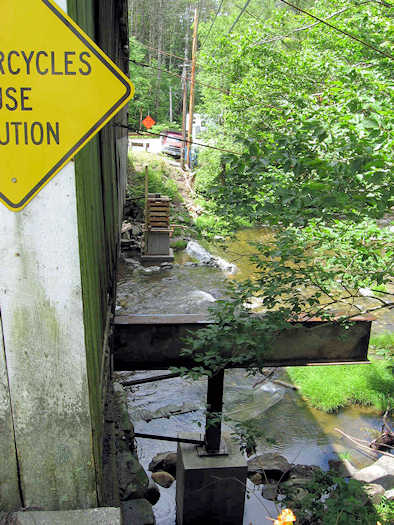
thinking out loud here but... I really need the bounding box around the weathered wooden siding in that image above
[67,0,129,503]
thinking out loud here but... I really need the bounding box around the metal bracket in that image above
[196,439,228,457]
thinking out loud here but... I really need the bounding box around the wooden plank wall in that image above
[67,0,129,503]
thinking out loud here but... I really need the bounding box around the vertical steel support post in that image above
[205,369,225,453]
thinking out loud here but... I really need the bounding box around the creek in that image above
[116,227,391,525]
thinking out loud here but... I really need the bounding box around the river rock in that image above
[118,451,149,501]
[186,241,212,264]
[249,473,263,485]
[140,266,161,274]
[186,241,237,274]
[124,257,141,269]
[328,459,352,477]
[247,453,290,481]
[279,481,309,503]
[189,290,216,304]
[149,452,177,477]
[353,455,394,489]
[262,483,279,500]
[151,471,175,488]
[287,464,321,483]
[144,480,161,506]
[385,488,394,500]
[362,483,385,504]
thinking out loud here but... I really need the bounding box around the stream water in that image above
[116,228,392,524]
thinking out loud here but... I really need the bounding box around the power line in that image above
[137,42,188,63]
[117,125,242,156]
[227,0,253,35]
[277,0,394,60]
[234,2,262,22]
[254,6,353,45]
[200,0,225,51]
[130,59,230,94]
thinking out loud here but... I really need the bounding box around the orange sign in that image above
[142,115,156,129]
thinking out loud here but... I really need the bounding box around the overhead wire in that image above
[234,3,263,22]
[129,59,230,94]
[199,0,225,51]
[276,0,394,60]
[254,4,362,46]
[116,125,242,156]
[227,0,254,34]
[129,2,392,135]
[137,42,189,62]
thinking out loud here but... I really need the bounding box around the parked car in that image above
[160,130,183,157]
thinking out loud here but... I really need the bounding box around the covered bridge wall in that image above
[0,0,130,511]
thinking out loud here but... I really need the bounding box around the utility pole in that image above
[169,86,173,122]
[186,7,199,170]
[181,12,190,171]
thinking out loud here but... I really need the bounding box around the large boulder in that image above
[287,464,321,484]
[151,471,175,489]
[149,451,177,477]
[247,453,290,481]
[186,241,237,274]
[362,483,385,505]
[118,451,149,501]
[262,483,279,501]
[385,488,394,500]
[144,479,161,506]
[353,455,394,489]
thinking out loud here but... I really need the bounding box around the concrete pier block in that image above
[176,432,248,525]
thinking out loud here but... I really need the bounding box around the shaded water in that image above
[116,233,391,524]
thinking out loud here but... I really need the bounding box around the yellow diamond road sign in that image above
[0,0,135,211]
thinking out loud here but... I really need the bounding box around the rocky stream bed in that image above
[115,241,393,524]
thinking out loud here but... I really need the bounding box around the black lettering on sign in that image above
[21,51,34,75]
[8,51,21,75]
[50,51,63,75]
[64,51,76,75]
[10,122,22,144]
[31,122,44,144]
[21,88,32,111]
[79,52,91,75]
[0,122,9,145]
[0,87,33,111]
[0,121,61,146]
[0,52,5,74]
[24,122,29,144]
[47,122,60,144]
[36,51,49,75]
[5,87,18,111]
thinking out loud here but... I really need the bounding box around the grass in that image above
[170,239,188,251]
[128,151,181,203]
[287,332,394,413]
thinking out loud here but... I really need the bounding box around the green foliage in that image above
[129,1,219,127]
[170,239,188,251]
[375,497,394,524]
[151,121,182,134]
[280,468,383,524]
[195,0,393,228]
[127,151,181,203]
